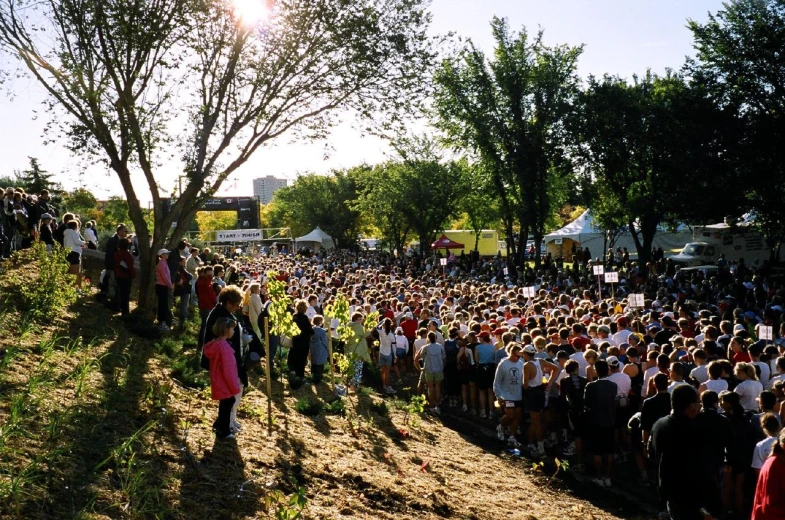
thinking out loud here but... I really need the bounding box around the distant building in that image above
[252,176,287,204]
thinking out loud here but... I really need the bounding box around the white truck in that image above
[670,222,772,266]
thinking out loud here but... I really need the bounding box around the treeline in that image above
[268,2,785,264]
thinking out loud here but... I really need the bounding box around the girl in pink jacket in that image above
[203,318,240,439]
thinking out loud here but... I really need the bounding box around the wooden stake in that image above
[264,317,273,433]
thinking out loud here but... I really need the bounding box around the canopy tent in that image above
[431,234,465,250]
[294,227,335,252]
[542,210,692,260]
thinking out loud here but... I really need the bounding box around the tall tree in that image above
[16,157,59,193]
[355,162,412,256]
[433,17,582,266]
[688,0,785,259]
[0,0,434,308]
[576,71,736,263]
[271,168,366,248]
[392,136,468,256]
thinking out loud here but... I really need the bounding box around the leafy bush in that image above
[170,352,209,389]
[325,399,345,416]
[17,242,77,321]
[294,398,323,417]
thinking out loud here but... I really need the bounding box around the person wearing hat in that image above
[156,248,174,331]
[493,342,525,448]
[38,213,54,252]
[522,344,559,459]
[655,316,679,346]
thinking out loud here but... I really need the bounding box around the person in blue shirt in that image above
[476,331,498,419]
[309,315,330,384]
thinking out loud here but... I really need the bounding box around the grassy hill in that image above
[0,248,633,520]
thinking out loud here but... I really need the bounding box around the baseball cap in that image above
[617,317,628,328]
[522,344,537,355]
[478,331,491,340]
[158,248,171,256]
[40,213,53,220]
[607,356,620,368]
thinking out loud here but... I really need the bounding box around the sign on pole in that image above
[592,265,605,276]
[759,325,773,342]
[440,258,447,266]
[604,272,619,283]
[628,294,645,308]
[216,229,263,242]
[523,287,536,298]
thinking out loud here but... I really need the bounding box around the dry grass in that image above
[0,258,632,520]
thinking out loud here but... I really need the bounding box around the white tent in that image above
[543,210,692,260]
[294,227,335,252]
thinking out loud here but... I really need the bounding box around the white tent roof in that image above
[545,210,690,243]
[295,227,334,244]
[544,210,601,242]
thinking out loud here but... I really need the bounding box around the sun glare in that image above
[232,0,270,27]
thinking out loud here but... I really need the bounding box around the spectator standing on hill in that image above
[104,224,129,306]
[113,237,135,318]
[203,317,240,440]
[38,213,54,252]
[156,248,174,331]
[63,219,86,289]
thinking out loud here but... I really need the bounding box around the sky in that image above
[0,0,724,202]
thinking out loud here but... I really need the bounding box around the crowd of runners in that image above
[116,237,783,520]
[3,192,785,520]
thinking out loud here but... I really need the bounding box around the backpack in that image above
[458,347,471,370]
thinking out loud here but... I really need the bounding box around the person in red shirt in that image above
[752,429,785,520]
[113,237,135,318]
[196,266,218,323]
[730,336,752,365]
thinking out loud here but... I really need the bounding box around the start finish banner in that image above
[216,229,263,242]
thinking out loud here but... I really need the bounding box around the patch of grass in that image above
[170,351,209,389]
[295,397,323,417]
[155,336,183,359]
[325,398,346,416]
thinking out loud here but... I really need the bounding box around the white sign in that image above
[440,258,447,266]
[628,294,645,308]
[503,267,509,276]
[759,325,774,341]
[522,287,536,298]
[554,238,563,245]
[592,265,605,276]
[604,272,619,283]
[216,229,263,242]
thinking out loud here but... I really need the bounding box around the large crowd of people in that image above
[3,187,785,519]
[123,240,783,520]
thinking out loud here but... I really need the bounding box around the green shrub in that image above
[325,399,345,416]
[17,242,77,321]
[294,398,323,417]
[170,352,209,389]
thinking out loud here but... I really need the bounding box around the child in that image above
[203,318,240,439]
[309,315,329,383]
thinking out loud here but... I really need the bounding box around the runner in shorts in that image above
[493,343,525,448]
[522,344,559,459]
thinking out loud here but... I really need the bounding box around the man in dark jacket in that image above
[693,390,732,516]
[650,385,716,520]
[584,360,618,487]
[103,224,129,305]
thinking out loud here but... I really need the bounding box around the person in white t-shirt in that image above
[752,413,781,474]
[689,349,709,385]
[734,362,764,412]
[667,362,690,394]
[611,317,632,347]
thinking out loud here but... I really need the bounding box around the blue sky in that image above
[0,0,723,200]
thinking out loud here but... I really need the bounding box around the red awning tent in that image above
[431,234,465,249]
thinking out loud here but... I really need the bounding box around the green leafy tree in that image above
[60,188,99,222]
[391,136,469,256]
[688,0,785,259]
[433,17,582,265]
[0,0,434,309]
[271,168,367,248]
[355,162,412,256]
[100,196,132,230]
[576,71,739,262]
